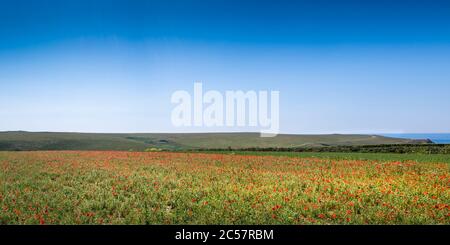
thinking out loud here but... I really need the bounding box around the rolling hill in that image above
[0,131,431,151]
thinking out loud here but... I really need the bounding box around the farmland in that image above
[205,151,450,164]
[0,151,448,224]
[0,131,430,151]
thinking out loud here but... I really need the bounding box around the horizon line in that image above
[1,130,449,135]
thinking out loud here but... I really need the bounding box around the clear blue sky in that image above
[1,0,449,133]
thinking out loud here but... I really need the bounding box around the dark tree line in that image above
[192,144,450,154]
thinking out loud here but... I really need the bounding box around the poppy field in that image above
[0,151,448,224]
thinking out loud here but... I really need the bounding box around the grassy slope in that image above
[163,133,425,148]
[0,131,427,151]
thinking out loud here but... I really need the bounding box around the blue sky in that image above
[1,0,450,133]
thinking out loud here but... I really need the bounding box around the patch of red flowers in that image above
[272,204,282,211]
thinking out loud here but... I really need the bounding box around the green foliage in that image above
[215,151,450,164]
[145,147,163,152]
[0,131,430,151]
[198,144,450,154]
[0,151,448,224]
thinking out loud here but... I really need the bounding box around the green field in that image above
[0,151,448,224]
[0,131,430,151]
[207,151,450,164]
[1,132,448,225]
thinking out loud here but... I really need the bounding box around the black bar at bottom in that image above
[0,225,448,243]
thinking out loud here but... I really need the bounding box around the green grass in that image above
[1,151,448,224]
[0,131,429,151]
[203,151,450,164]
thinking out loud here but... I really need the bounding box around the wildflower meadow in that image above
[0,151,448,224]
